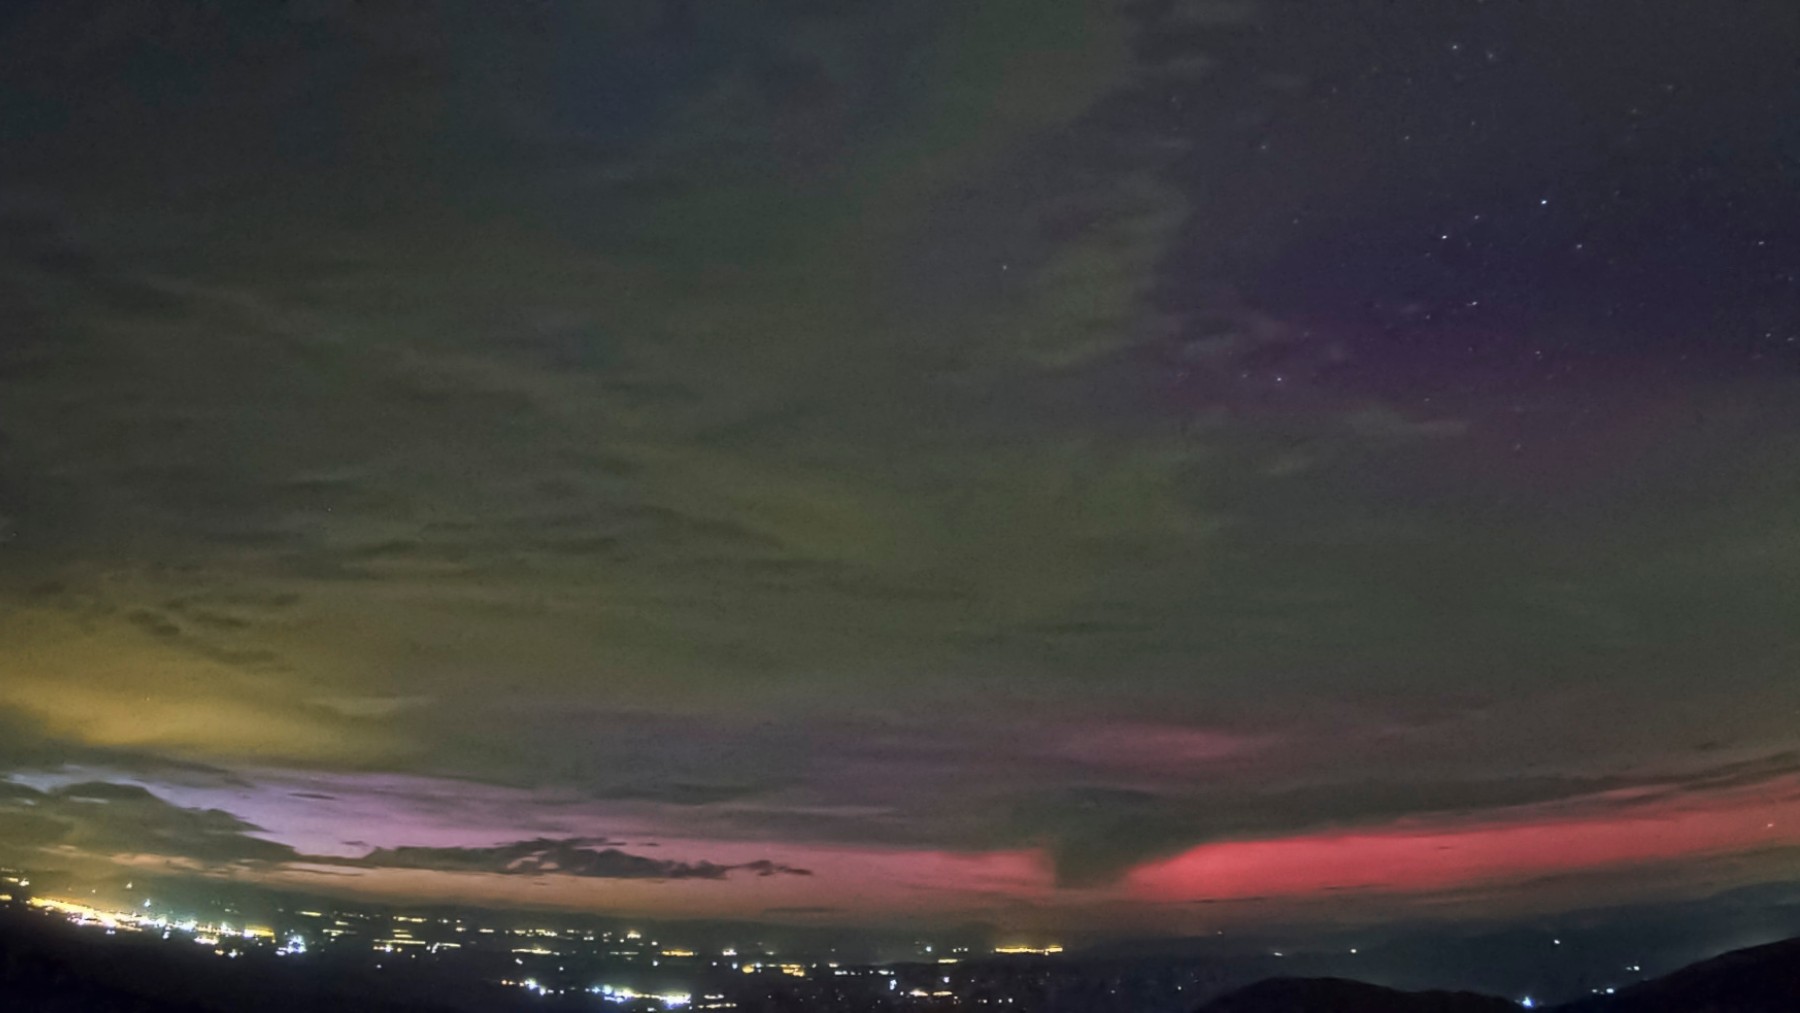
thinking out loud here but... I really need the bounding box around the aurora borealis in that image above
[2,0,1799,947]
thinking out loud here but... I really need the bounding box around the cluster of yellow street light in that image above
[21,896,285,959]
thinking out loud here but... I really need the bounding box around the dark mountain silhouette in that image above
[1196,936,1800,1013]
[1555,936,1800,1013]
[1196,977,1518,1013]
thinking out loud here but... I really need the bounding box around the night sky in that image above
[2,0,1799,948]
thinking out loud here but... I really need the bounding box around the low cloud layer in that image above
[355,839,811,881]
[0,780,302,869]
[0,777,812,895]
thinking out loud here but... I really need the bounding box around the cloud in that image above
[956,748,1800,888]
[0,773,813,892]
[0,779,302,869]
[4,0,1800,936]
[352,838,811,881]
[1050,723,1273,770]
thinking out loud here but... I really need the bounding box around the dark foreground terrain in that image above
[5,904,1799,1013]
[1196,937,1800,1013]
[0,907,497,1013]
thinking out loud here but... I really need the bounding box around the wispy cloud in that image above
[353,838,811,880]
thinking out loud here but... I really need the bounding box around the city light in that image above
[0,889,1372,1012]
[592,983,693,1008]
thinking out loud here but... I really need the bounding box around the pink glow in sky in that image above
[1126,778,1800,904]
[35,766,1800,926]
